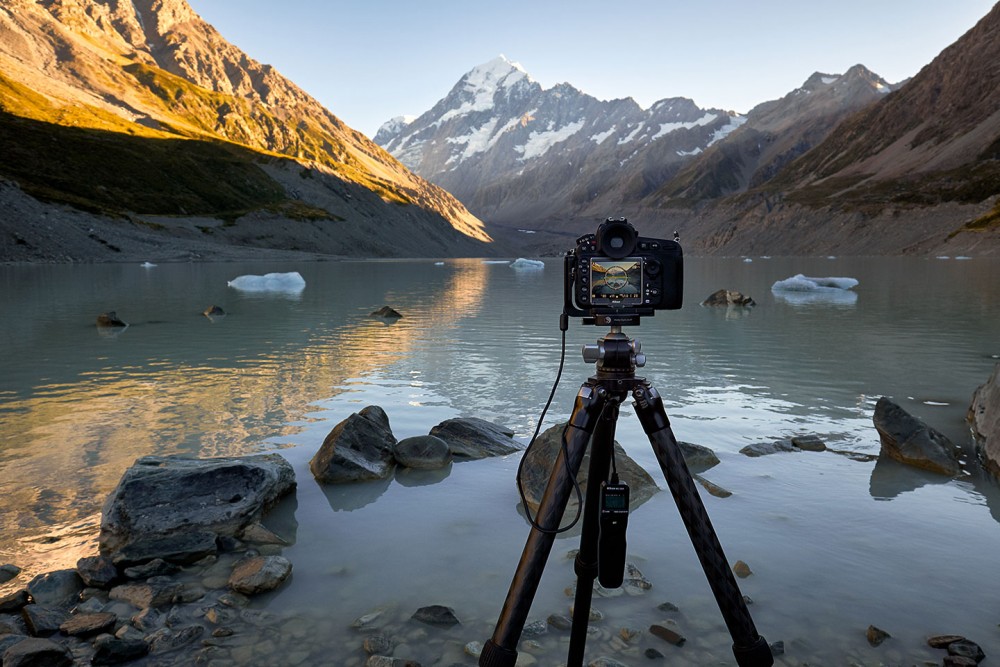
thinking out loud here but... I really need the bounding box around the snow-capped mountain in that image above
[375,55,745,226]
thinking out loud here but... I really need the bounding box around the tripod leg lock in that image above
[632,383,670,434]
[733,635,775,667]
[479,639,518,667]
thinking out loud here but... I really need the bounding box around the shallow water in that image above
[1,256,999,665]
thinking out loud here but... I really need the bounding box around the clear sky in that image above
[187,0,996,139]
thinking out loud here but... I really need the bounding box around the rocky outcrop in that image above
[309,406,398,483]
[99,454,296,555]
[968,363,1000,476]
[872,397,962,475]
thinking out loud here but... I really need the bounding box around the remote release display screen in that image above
[590,258,643,306]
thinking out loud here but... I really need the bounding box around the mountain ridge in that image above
[0,0,495,261]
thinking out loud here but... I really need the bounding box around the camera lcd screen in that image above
[590,258,643,306]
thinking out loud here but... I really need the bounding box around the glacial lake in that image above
[1,256,999,665]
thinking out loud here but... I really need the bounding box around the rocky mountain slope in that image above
[375,56,747,227]
[379,8,1000,256]
[0,0,494,261]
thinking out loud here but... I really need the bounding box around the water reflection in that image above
[868,454,953,499]
[0,260,490,573]
[319,477,392,512]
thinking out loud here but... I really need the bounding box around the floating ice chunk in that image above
[743,257,753,263]
[771,274,858,292]
[434,261,445,266]
[227,271,306,293]
[510,258,545,270]
[140,261,157,268]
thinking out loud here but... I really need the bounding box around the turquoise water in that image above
[1,256,998,664]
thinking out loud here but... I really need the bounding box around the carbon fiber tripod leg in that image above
[479,383,607,667]
[633,382,774,667]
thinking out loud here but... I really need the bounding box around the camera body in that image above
[564,217,683,324]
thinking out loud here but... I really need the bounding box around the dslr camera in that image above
[564,217,683,325]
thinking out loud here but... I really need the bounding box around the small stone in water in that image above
[947,639,986,663]
[650,623,686,646]
[733,560,753,578]
[866,625,890,646]
[929,634,966,648]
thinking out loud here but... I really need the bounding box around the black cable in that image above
[515,316,586,534]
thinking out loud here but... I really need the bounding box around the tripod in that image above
[479,325,773,667]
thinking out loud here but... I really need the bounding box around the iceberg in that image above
[227,271,306,293]
[771,274,858,306]
[510,258,545,270]
[771,274,858,292]
[140,261,157,268]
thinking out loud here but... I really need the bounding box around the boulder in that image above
[370,306,402,318]
[227,555,292,595]
[429,417,521,460]
[393,435,452,469]
[968,363,1000,477]
[519,423,659,514]
[873,397,961,476]
[701,289,755,307]
[203,305,226,318]
[25,570,82,606]
[310,406,397,483]
[99,454,296,556]
[1,638,72,667]
[96,311,127,327]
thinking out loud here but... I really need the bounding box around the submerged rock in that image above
[393,435,452,469]
[873,397,961,476]
[370,305,402,318]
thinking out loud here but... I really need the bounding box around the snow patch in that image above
[516,120,585,160]
[707,115,747,146]
[651,113,717,140]
[821,76,839,85]
[618,123,645,145]
[590,127,616,145]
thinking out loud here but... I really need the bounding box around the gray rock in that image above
[227,555,292,595]
[109,581,185,608]
[1,637,72,667]
[146,624,205,654]
[76,556,119,588]
[310,406,397,483]
[92,635,149,665]
[122,558,179,580]
[25,569,82,606]
[0,589,29,613]
[59,611,117,637]
[740,439,797,457]
[99,453,295,555]
[519,422,659,514]
[0,564,20,584]
[393,435,453,469]
[112,531,219,569]
[203,305,225,317]
[677,440,720,471]
[429,417,521,460]
[21,604,69,636]
[791,434,827,452]
[370,306,402,318]
[411,604,460,626]
[701,289,756,307]
[969,363,1000,477]
[873,397,961,475]
[96,311,127,327]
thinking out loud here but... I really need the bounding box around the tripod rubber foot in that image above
[732,636,774,667]
[479,639,518,667]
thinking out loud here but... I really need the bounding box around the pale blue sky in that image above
[187,1,996,138]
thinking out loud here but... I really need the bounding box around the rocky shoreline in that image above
[2,388,998,666]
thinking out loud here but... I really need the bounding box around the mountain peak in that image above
[458,55,532,96]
